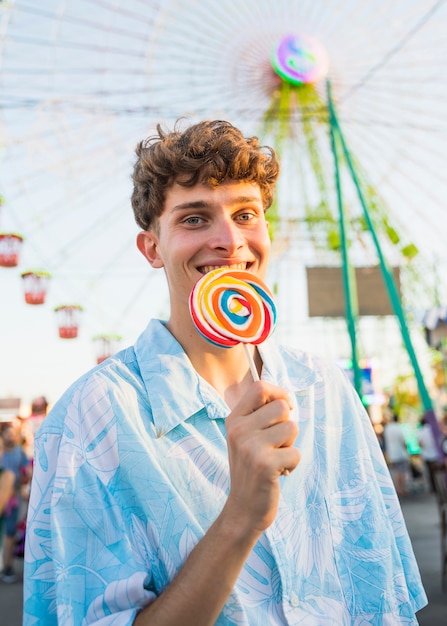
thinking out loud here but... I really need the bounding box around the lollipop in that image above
[189,268,277,380]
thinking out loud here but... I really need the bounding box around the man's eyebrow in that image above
[171,200,209,211]
[171,196,263,211]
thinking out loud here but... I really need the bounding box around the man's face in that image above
[137,180,271,316]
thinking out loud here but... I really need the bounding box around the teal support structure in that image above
[326,80,445,461]
[327,82,363,400]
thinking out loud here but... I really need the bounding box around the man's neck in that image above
[193,345,261,409]
[167,315,261,408]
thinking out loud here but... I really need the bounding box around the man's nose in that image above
[209,219,244,252]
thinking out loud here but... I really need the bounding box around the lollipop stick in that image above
[243,344,260,381]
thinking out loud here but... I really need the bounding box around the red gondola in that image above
[54,304,83,338]
[93,334,122,364]
[0,233,24,267]
[21,270,51,305]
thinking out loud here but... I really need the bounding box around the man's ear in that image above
[136,231,164,268]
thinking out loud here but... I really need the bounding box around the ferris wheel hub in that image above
[271,34,329,85]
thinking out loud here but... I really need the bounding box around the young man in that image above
[24,120,427,624]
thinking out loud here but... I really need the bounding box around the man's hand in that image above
[224,380,300,536]
[134,380,299,626]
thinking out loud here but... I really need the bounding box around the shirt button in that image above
[290,593,299,607]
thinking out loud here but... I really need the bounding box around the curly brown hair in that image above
[131,119,280,231]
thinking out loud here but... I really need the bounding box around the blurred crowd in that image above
[374,405,447,498]
[0,396,48,584]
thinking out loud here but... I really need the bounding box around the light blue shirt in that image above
[24,319,427,625]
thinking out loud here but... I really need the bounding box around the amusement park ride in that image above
[1,1,446,454]
[0,233,117,362]
[265,32,445,458]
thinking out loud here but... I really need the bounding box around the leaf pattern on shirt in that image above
[23,320,427,625]
[169,433,229,492]
[59,381,120,487]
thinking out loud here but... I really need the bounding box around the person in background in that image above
[0,421,31,583]
[24,119,427,624]
[417,415,442,493]
[0,433,15,540]
[441,409,447,436]
[383,412,410,497]
[373,419,386,454]
[21,395,49,461]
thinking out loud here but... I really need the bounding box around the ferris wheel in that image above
[1,0,447,405]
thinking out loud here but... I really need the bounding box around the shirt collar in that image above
[134,319,320,437]
[257,340,321,392]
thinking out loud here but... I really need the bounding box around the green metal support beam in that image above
[326,80,445,460]
[327,84,430,410]
[327,81,363,400]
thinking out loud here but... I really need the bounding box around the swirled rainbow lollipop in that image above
[189,268,277,379]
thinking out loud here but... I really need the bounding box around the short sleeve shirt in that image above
[23,319,427,625]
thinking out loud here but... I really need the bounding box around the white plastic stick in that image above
[243,343,260,381]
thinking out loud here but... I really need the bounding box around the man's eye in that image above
[237,212,254,222]
[184,216,204,225]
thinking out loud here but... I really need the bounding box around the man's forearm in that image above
[133,508,259,626]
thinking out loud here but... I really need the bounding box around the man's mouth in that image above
[198,263,250,274]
